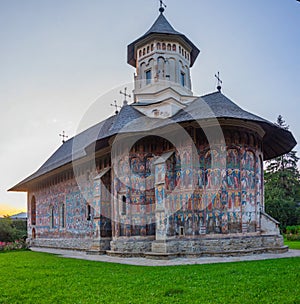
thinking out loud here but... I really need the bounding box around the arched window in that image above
[162,43,166,50]
[172,44,176,51]
[139,50,142,57]
[157,42,161,50]
[145,69,152,85]
[147,46,150,53]
[167,44,171,51]
[179,46,181,53]
[31,196,36,226]
[151,44,154,51]
[32,228,36,239]
[143,48,146,55]
[180,72,185,87]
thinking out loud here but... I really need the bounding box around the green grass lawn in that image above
[284,239,300,250]
[0,251,299,304]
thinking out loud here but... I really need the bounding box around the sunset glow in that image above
[0,203,26,217]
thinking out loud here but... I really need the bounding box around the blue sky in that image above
[0,0,299,215]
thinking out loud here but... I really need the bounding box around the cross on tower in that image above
[159,0,167,13]
[214,71,223,92]
[110,100,121,115]
[119,87,131,105]
[59,131,68,144]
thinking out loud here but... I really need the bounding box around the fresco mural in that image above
[29,128,263,245]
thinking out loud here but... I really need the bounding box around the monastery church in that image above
[10,5,296,257]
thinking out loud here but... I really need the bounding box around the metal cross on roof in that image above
[119,87,131,105]
[59,131,68,144]
[215,71,223,92]
[110,100,121,115]
[159,0,167,13]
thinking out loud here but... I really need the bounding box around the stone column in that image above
[89,169,111,253]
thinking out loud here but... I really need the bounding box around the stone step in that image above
[145,252,179,260]
[86,249,106,255]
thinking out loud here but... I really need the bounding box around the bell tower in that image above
[127,6,200,105]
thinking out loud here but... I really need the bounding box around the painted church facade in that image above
[10,8,296,257]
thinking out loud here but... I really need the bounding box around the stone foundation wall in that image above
[110,238,154,253]
[161,235,285,255]
[110,234,285,256]
[30,238,93,251]
[30,234,286,256]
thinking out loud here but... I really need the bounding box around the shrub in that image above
[0,240,28,252]
[285,225,300,241]
[286,225,300,235]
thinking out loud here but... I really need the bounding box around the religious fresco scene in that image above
[10,5,296,257]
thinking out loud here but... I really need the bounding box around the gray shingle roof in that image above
[9,91,297,191]
[127,12,200,67]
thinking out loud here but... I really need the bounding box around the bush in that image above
[286,234,300,241]
[285,225,300,241]
[0,240,28,252]
[286,225,300,235]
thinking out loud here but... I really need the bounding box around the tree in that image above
[264,115,300,230]
[0,217,27,242]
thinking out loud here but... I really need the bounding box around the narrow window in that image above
[121,195,126,215]
[162,43,166,50]
[172,44,176,51]
[31,196,36,225]
[167,44,171,51]
[146,69,152,85]
[51,207,55,228]
[60,203,66,228]
[181,72,185,87]
[87,204,92,221]
[157,42,161,50]
[147,46,150,53]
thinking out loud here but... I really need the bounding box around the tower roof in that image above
[127,12,200,67]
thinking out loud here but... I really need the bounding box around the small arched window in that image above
[172,44,176,51]
[143,48,146,55]
[151,44,154,51]
[157,42,161,50]
[139,50,142,57]
[167,44,171,51]
[162,43,166,50]
[32,228,36,239]
[147,46,150,53]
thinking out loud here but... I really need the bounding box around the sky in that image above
[0,0,299,216]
